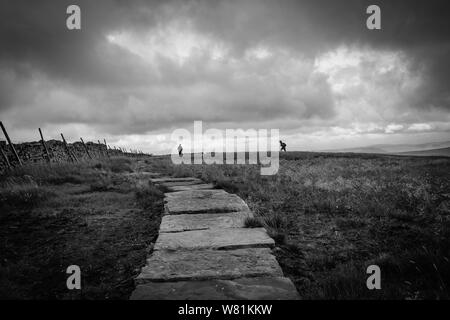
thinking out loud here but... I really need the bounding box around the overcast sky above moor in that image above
[0,0,449,153]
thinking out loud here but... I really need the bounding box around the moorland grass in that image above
[0,156,163,299]
[143,152,450,299]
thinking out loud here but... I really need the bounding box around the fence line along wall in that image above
[0,139,134,170]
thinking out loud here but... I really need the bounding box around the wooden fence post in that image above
[0,121,23,166]
[39,128,51,162]
[61,133,72,162]
[97,140,104,157]
[61,133,78,162]
[80,137,92,159]
[103,139,110,158]
[0,144,11,169]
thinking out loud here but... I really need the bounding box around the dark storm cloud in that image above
[183,0,450,109]
[173,0,448,55]
[0,0,163,89]
[0,0,449,145]
[2,0,449,83]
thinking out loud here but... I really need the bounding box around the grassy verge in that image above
[0,157,163,299]
[143,153,450,299]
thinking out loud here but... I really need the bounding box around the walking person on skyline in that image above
[280,140,287,152]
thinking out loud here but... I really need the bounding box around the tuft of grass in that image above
[155,184,170,194]
[214,180,241,194]
[108,157,133,173]
[244,214,286,243]
[134,183,164,211]
[0,177,51,209]
[1,162,96,185]
[267,228,287,245]
[1,157,135,187]
[89,175,114,192]
[262,214,286,230]
[244,216,264,228]
[171,165,196,178]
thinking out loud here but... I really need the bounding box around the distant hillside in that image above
[396,147,450,157]
[323,141,450,155]
[323,147,387,154]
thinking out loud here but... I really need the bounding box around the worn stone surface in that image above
[131,277,300,300]
[159,211,253,233]
[154,227,274,251]
[159,180,204,188]
[164,189,227,197]
[151,177,202,184]
[136,248,282,283]
[130,173,300,300]
[164,190,249,214]
[167,183,216,192]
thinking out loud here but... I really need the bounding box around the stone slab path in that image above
[167,183,216,192]
[130,176,300,300]
[159,211,252,233]
[164,190,250,215]
[136,248,282,282]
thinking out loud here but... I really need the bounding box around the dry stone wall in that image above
[0,139,125,169]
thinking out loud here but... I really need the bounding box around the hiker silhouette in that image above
[280,140,287,152]
[177,144,183,156]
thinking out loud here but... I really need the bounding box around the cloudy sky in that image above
[1,0,449,153]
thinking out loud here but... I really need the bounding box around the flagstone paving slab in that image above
[164,190,250,214]
[130,172,300,300]
[167,183,216,192]
[154,227,274,251]
[130,277,300,300]
[136,248,282,283]
[159,180,205,188]
[159,211,253,233]
[151,177,203,184]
